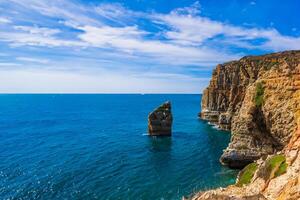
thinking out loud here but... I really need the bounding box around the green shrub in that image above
[275,162,287,177]
[254,82,264,107]
[265,155,287,180]
[236,163,258,187]
[266,155,285,169]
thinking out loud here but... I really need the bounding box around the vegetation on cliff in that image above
[236,163,258,187]
[254,82,264,107]
[264,154,287,179]
[236,155,287,188]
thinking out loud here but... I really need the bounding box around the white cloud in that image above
[0,0,236,66]
[0,62,22,66]
[0,17,11,24]
[172,1,201,16]
[79,25,236,65]
[94,3,143,25]
[14,26,60,36]
[78,25,147,45]
[16,57,49,64]
[2,0,300,53]
[0,25,85,47]
[2,0,299,63]
[6,0,100,26]
[153,13,224,46]
[0,0,299,93]
[152,8,300,51]
[261,32,300,51]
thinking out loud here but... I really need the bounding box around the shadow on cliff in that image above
[251,106,283,151]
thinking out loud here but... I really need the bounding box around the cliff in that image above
[191,50,300,199]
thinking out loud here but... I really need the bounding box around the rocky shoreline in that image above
[190,50,300,199]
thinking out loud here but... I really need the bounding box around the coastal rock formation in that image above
[200,50,300,168]
[190,50,300,199]
[148,101,173,136]
[188,131,300,200]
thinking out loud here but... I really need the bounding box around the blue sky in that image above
[0,0,299,93]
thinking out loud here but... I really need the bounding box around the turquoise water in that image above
[0,94,237,200]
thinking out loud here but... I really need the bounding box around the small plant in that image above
[265,154,287,179]
[275,162,287,177]
[254,82,264,107]
[236,163,258,187]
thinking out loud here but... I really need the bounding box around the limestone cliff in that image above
[201,50,300,168]
[190,50,300,199]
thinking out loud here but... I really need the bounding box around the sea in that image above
[0,94,237,200]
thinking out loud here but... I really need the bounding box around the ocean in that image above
[0,94,237,200]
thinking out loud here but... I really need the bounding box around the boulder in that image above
[148,101,173,136]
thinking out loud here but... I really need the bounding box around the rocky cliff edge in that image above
[191,50,300,199]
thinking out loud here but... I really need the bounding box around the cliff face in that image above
[189,131,300,200]
[201,50,300,168]
[191,50,300,199]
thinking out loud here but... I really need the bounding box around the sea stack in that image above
[148,101,173,136]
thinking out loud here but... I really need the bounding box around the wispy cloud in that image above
[1,0,299,62]
[76,25,234,65]
[0,0,237,66]
[0,17,11,24]
[0,0,299,93]
[152,4,300,51]
[16,57,49,64]
[6,0,100,26]
[0,25,84,47]
[14,26,61,36]
[0,62,22,67]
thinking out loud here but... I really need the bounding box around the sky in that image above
[0,0,299,93]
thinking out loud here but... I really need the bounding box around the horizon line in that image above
[0,93,202,95]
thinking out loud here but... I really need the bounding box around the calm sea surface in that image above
[0,94,237,200]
